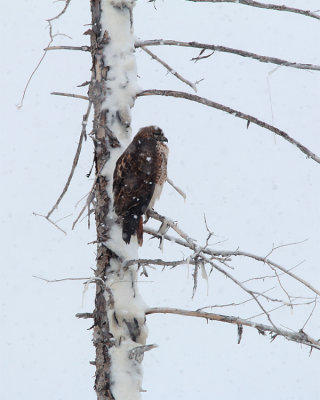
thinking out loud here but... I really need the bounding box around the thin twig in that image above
[301,298,318,330]
[33,212,67,235]
[137,39,320,72]
[75,191,91,208]
[47,0,72,23]
[17,40,53,109]
[166,177,186,200]
[185,0,320,21]
[72,196,94,229]
[141,46,197,92]
[17,0,72,108]
[146,307,320,350]
[206,257,278,328]
[191,49,215,62]
[72,161,106,230]
[242,260,305,283]
[268,266,292,305]
[54,213,73,224]
[51,92,89,101]
[247,304,286,320]
[247,300,316,320]
[137,89,320,164]
[46,101,92,219]
[264,239,308,259]
[197,288,276,311]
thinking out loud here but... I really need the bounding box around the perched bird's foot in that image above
[144,209,153,224]
[158,219,170,236]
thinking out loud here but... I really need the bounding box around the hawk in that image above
[113,126,168,246]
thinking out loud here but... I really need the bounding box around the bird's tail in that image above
[122,215,143,246]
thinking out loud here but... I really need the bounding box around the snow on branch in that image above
[185,0,320,21]
[137,90,320,165]
[146,307,320,351]
[136,40,320,72]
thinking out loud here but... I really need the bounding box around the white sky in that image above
[1,0,320,399]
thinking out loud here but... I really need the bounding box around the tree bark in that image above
[89,1,146,399]
[89,2,114,399]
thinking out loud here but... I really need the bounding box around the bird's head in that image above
[136,126,168,143]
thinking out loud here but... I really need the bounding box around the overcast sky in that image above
[1,1,320,399]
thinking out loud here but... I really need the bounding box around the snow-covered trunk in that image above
[89,1,147,399]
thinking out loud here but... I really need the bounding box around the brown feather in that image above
[113,126,168,245]
[137,216,143,246]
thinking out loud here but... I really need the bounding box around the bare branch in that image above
[146,211,280,325]
[33,275,89,283]
[51,92,89,101]
[44,45,90,52]
[144,219,320,297]
[125,254,303,310]
[46,101,92,219]
[141,46,197,92]
[138,90,320,164]
[76,312,94,319]
[146,307,320,350]
[124,258,192,269]
[137,39,320,72]
[185,0,320,21]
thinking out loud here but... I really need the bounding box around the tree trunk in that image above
[89,1,147,399]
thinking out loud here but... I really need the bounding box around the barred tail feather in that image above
[122,214,143,246]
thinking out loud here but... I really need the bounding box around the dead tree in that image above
[24,1,320,399]
[88,2,148,399]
